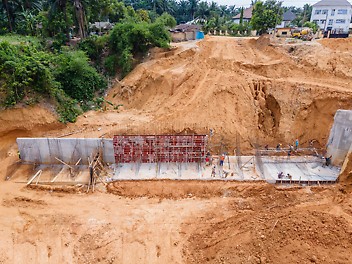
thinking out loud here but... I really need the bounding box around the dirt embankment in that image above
[0,105,62,180]
[339,152,352,188]
[182,185,352,264]
[107,36,352,153]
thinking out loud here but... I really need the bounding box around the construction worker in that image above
[287,149,291,157]
[205,156,210,166]
[295,139,299,150]
[219,154,225,166]
[205,151,211,166]
[325,155,332,166]
[211,165,216,177]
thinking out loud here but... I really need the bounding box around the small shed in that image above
[276,27,293,37]
[170,24,203,42]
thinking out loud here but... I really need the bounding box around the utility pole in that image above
[273,1,283,38]
[302,5,307,26]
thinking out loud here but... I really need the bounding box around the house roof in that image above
[233,6,254,20]
[282,10,296,21]
[170,24,201,33]
[313,0,352,7]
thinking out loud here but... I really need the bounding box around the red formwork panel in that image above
[113,135,208,164]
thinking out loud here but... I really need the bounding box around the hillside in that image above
[107,36,352,151]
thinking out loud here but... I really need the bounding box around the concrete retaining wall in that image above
[17,138,115,165]
[327,110,352,165]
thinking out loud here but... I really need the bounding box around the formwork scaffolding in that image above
[113,135,208,163]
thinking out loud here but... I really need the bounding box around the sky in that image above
[213,0,319,7]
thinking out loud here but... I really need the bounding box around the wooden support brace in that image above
[55,157,73,169]
[27,170,42,185]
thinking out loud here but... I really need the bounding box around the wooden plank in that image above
[27,170,42,185]
[75,158,82,166]
[17,181,88,186]
[35,172,41,185]
[55,157,73,169]
[51,166,66,182]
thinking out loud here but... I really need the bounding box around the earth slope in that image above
[108,36,352,152]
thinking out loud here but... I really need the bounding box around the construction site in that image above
[1,36,352,263]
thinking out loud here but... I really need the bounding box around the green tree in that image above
[155,12,176,28]
[303,21,318,33]
[196,1,209,19]
[189,0,198,20]
[250,0,283,35]
[239,6,243,25]
[109,19,170,76]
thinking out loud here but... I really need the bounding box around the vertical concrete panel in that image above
[102,139,115,164]
[327,110,352,165]
[17,138,113,165]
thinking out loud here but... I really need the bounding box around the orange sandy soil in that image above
[0,36,352,263]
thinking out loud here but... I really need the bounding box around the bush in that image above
[109,20,170,76]
[78,35,107,61]
[0,39,108,123]
[104,54,119,76]
[53,89,82,123]
[0,41,54,106]
[54,50,106,101]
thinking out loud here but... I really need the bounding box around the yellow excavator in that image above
[292,27,313,40]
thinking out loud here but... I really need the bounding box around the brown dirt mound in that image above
[107,180,270,199]
[182,186,352,264]
[318,38,352,52]
[184,210,352,263]
[106,36,352,153]
[0,105,60,135]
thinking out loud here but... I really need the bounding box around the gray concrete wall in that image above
[17,138,115,165]
[327,110,352,165]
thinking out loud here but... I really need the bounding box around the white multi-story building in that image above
[310,0,352,34]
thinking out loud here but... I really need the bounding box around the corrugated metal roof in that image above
[313,0,352,7]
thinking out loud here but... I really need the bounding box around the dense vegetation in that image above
[0,1,172,122]
[0,0,314,123]
[0,0,313,38]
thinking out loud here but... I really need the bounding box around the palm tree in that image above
[157,0,174,15]
[219,5,227,17]
[73,0,86,38]
[188,0,198,20]
[2,0,14,31]
[196,1,209,19]
[48,0,69,40]
[176,0,189,23]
